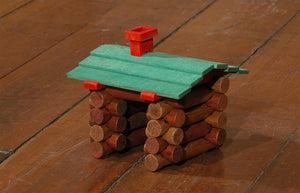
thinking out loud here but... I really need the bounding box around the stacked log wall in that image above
[89,89,148,158]
[144,76,229,171]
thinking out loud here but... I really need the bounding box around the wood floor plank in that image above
[0,0,215,164]
[108,3,300,193]
[155,0,300,65]
[0,0,120,78]
[0,0,32,17]
[249,128,300,193]
[0,99,144,193]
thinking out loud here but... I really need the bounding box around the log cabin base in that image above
[88,75,230,171]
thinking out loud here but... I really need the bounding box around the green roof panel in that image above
[67,44,248,99]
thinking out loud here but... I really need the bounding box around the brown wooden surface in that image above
[0,0,299,192]
[0,0,32,17]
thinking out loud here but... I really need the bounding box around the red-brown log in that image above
[183,138,216,160]
[106,116,127,132]
[105,133,127,151]
[90,108,111,125]
[184,104,214,126]
[89,125,112,142]
[164,85,214,109]
[182,121,212,144]
[205,111,227,128]
[209,76,230,93]
[89,118,95,126]
[90,141,114,158]
[206,93,228,111]
[128,112,148,131]
[105,98,127,116]
[144,138,217,171]
[160,145,184,163]
[146,119,169,137]
[144,137,168,154]
[144,154,171,172]
[126,127,147,148]
[105,87,150,103]
[163,109,186,127]
[89,90,113,108]
[147,102,173,120]
[205,128,227,146]
[161,127,184,145]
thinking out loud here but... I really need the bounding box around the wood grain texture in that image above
[109,1,300,192]
[0,0,32,17]
[0,0,120,78]
[0,99,143,193]
[0,0,215,150]
[249,128,300,193]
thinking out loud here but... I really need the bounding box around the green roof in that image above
[67,44,248,99]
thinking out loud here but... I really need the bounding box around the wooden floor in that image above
[0,0,299,192]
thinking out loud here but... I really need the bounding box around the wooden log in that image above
[205,128,227,146]
[105,133,127,151]
[161,127,184,145]
[182,121,212,144]
[183,138,216,160]
[89,118,95,126]
[146,111,152,120]
[126,127,147,148]
[89,133,94,142]
[164,85,215,109]
[160,145,184,163]
[163,109,186,127]
[89,90,113,108]
[205,111,227,128]
[90,108,111,125]
[89,125,112,142]
[209,76,230,93]
[105,98,127,116]
[128,112,148,131]
[105,87,150,103]
[147,102,173,120]
[126,101,148,117]
[105,116,127,132]
[144,154,171,172]
[184,104,214,126]
[146,119,169,137]
[206,93,228,111]
[90,141,114,158]
[144,138,216,171]
[144,137,168,154]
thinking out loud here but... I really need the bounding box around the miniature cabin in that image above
[67,26,248,171]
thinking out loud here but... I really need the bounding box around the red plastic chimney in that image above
[125,26,158,56]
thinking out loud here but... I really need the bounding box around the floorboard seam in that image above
[245,126,299,193]
[0,28,83,79]
[238,10,299,68]
[102,154,146,193]
[154,0,218,49]
[0,94,90,165]
[0,0,35,20]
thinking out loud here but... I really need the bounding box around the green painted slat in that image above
[224,65,239,73]
[213,63,228,70]
[67,66,191,99]
[90,44,227,75]
[236,68,249,74]
[79,56,202,86]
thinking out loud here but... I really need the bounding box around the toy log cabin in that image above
[67,26,248,171]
